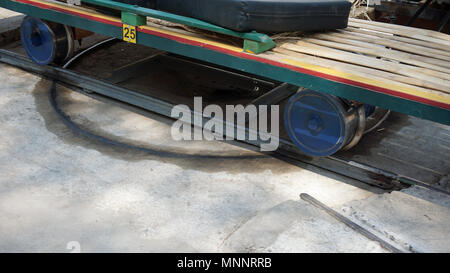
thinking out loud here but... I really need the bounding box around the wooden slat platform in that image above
[146,15,450,110]
[269,18,450,102]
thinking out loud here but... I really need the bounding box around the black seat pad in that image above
[116,0,351,33]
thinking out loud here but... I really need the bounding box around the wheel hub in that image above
[284,90,360,157]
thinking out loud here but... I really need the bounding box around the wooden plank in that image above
[301,37,450,75]
[280,41,450,92]
[308,33,390,50]
[343,27,450,52]
[349,18,450,42]
[335,29,450,59]
[272,47,450,95]
[349,18,450,43]
[329,31,450,61]
[309,33,450,70]
[348,21,450,47]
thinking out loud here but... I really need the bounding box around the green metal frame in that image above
[0,0,449,125]
[121,11,145,26]
[82,0,276,53]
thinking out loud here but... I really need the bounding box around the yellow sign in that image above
[123,24,137,44]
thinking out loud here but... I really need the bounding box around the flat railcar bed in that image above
[1,0,449,125]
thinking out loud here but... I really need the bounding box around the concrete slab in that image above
[341,190,450,253]
[0,8,24,46]
[0,44,448,253]
[0,63,380,252]
[221,200,388,253]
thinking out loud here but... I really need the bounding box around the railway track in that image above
[0,42,449,193]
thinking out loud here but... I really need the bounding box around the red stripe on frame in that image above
[15,0,450,110]
[15,0,122,26]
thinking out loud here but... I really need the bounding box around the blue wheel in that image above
[284,90,358,157]
[20,16,73,65]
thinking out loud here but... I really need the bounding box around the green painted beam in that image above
[81,0,274,44]
[121,11,146,26]
[82,0,275,53]
[243,39,276,54]
[0,0,448,125]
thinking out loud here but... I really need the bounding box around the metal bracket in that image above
[82,0,276,53]
[243,38,276,54]
[121,11,146,26]
[249,83,298,107]
[244,83,298,127]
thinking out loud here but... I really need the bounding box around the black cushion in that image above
[115,0,351,33]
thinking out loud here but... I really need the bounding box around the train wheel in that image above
[284,90,361,157]
[20,16,74,65]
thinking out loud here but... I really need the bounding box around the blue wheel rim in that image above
[284,90,348,157]
[21,17,56,65]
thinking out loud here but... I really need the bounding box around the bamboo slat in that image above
[272,47,449,95]
[301,37,450,75]
[331,31,450,60]
[267,18,450,102]
[348,20,450,46]
[343,27,450,52]
[308,33,450,69]
[281,41,450,90]
[349,18,450,42]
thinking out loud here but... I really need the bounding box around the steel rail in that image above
[300,193,404,253]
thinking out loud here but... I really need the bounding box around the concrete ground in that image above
[0,7,448,253]
[0,8,23,46]
[0,63,448,253]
